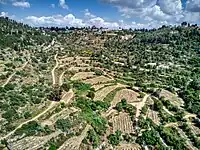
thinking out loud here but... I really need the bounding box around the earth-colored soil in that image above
[163,106,174,116]
[71,72,95,81]
[191,125,200,136]
[109,112,135,134]
[92,83,113,91]
[42,107,78,126]
[111,89,140,108]
[58,125,90,150]
[59,57,74,64]
[147,109,160,125]
[0,101,58,140]
[183,114,197,119]
[94,83,126,101]
[1,89,74,141]
[10,131,61,150]
[68,66,92,72]
[115,144,141,150]
[83,75,113,85]
[159,89,184,107]
[60,89,74,104]
[2,61,28,87]
[52,53,59,85]
[134,94,150,121]
[59,71,66,85]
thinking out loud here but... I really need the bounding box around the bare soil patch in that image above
[115,144,141,150]
[93,83,114,91]
[10,131,61,150]
[58,125,90,150]
[71,72,95,81]
[68,67,92,72]
[42,107,78,126]
[147,109,160,125]
[159,89,184,107]
[191,125,200,136]
[94,83,126,101]
[109,112,135,134]
[111,89,140,107]
[83,76,113,85]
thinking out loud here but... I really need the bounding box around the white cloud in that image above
[88,17,119,28]
[24,13,121,29]
[0,11,15,19]
[84,9,96,18]
[6,0,200,29]
[12,1,30,8]
[102,0,200,26]
[23,11,172,29]
[59,0,68,9]
[0,12,8,17]
[158,0,183,15]
[25,14,85,27]
[102,0,157,9]
[186,0,200,12]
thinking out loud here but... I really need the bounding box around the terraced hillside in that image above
[0,17,200,150]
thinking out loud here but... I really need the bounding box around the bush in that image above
[15,121,43,136]
[107,130,122,146]
[61,83,71,92]
[87,91,95,99]
[55,119,71,132]
[48,144,57,150]
[94,69,104,76]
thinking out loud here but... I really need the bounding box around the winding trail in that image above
[0,102,56,140]
[1,52,62,140]
[59,71,65,86]
[51,53,59,85]
[0,89,74,141]
[2,61,28,87]
[163,106,174,116]
[135,94,150,120]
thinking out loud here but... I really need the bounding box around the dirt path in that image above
[60,89,74,104]
[41,90,75,127]
[59,71,65,86]
[2,61,28,87]
[58,125,90,150]
[43,39,55,50]
[163,106,174,116]
[135,94,150,120]
[51,53,59,85]
[1,89,74,141]
[183,114,197,119]
[164,122,178,127]
[0,101,57,140]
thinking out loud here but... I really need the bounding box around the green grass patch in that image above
[72,81,93,95]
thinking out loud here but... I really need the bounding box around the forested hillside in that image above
[0,17,199,150]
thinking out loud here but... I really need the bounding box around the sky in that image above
[0,0,200,29]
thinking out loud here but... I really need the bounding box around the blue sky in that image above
[0,0,200,29]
